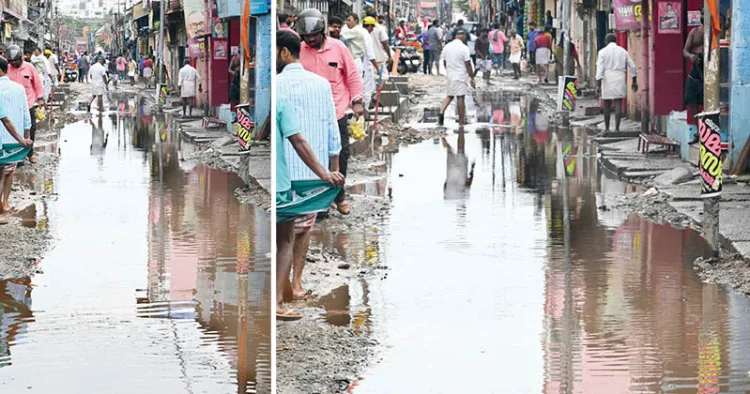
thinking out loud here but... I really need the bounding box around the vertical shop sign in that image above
[237,104,253,151]
[698,111,722,197]
[556,76,578,111]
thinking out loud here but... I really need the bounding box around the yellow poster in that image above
[4,24,11,39]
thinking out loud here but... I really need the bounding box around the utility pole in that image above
[154,0,165,107]
[640,0,650,134]
[703,1,720,254]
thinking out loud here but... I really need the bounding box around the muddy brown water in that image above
[0,96,271,393]
[312,91,750,393]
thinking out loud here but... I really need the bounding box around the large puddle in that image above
[312,91,750,393]
[0,95,271,393]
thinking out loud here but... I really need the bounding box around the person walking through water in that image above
[533,26,553,84]
[474,29,492,86]
[178,60,202,117]
[5,45,44,165]
[87,57,109,112]
[488,23,508,76]
[596,33,638,132]
[684,11,704,144]
[297,8,363,215]
[276,94,344,320]
[508,30,524,79]
[438,29,475,127]
[277,30,341,310]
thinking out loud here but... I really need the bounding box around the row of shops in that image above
[121,0,270,134]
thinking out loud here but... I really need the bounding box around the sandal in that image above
[0,218,8,225]
[336,200,351,215]
[276,308,303,321]
[28,155,38,164]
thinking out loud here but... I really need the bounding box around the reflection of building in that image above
[0,279,33,369]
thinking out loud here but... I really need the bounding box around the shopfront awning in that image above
[3,8,31,23]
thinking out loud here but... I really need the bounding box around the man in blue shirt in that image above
[526,21,539,73]
[0,57,34,220]
[277,29,342,308]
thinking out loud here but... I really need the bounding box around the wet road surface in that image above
[0,95,271,393]
[314,91,750,393]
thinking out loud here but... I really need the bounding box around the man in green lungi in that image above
[276,97,344,320]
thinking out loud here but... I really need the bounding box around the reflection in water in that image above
[320,92,750,393]
[0,96,271,393]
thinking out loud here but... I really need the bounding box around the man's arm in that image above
[324,84,341,172]
[30,67,44,105]
[1,117,31,146]
[342,49,364,113]
[380,27,392,61]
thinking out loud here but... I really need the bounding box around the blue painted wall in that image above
[730,0,750,168]
[254,13,271,132]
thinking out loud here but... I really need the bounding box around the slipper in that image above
[0,218,8,225]
[336,200,351,215]
[28,156,38,164]
[276,308,302,321]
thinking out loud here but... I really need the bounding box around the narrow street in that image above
[0,89,271,393]
[279,75,750,393]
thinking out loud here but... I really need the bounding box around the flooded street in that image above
[0,95,271,393]
[312,91,750,393]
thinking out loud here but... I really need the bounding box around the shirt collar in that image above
[283,63,304,72]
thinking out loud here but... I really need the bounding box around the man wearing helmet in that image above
[4,45,44,165]
[297,8,363,215]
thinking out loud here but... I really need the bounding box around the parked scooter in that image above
[394,45,420,74]
[63,63,78,83]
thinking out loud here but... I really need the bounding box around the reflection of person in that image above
[596,34,638,132]
[277,30,341,307]
[276,97,344,321]
[442,129,475,200]
[187,11,206,39]
[89,115,108,155]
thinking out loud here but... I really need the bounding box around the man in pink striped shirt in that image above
[298,8,363,215]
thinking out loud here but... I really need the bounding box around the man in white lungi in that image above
[178,60,202,117]
[343,13,378,109]
[438,29,475,127]
[596,33,638,132]
[87,57,109,113]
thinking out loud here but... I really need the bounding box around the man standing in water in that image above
[0,57,34,222]
[683,13,704,144]
[474,29,492,86]
[298,8,363,215]
[596,33,638,132]
[438,29,475,127]
[178,60,202,117]
[277,30,341,307]
[87,57,109,112]
[276,95,344,320]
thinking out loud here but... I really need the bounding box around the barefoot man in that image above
[0,57,34,223]
[438,29,475,126]
[87,57,109,112]
[596,33,638,132]
[277,30,341,306]
[178,59,202,117]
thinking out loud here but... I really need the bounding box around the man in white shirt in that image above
[365,10,392,71]
[439,30,475,127]
[87,57,109,112]
[596,33,638,132]
[178,60,202,117]
[344,14,378,109]
[44,49,60,87]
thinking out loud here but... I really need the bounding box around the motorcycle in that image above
[63,63,78,83]
[394,45,421,75]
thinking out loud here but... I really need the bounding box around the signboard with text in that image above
[556,76,578,112]
[237,104,253,151]
[698,111,722,197]
[613,0,652,31]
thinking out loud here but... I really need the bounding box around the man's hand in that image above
[36,98,45,107]
[596,86,601,97]
[321,171,345,187]
[691,54,701,64]
[470,78,476,89]
[199,85,203,93]
[23,138,33,148]
[631,82,638,92]
[352,102,364,117]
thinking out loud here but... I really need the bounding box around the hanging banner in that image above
[657,1,681,34]
[613,0,652,31]
[697,111,722,197]
[236,104,253,151]
[556,76,578,111]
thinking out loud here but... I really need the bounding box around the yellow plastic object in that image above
[35,107,46,121]
[349,117,366,141]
